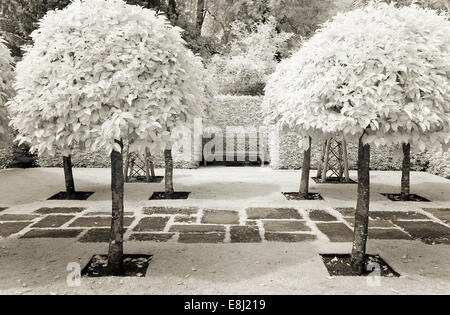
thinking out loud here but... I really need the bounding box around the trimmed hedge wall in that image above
[1,94,449,179]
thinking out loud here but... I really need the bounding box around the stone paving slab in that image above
[246,208,302,220]
[201,210,239,224]
[21,229,83,239]
[263,220,311,232]
[31,215,75,228]
[265,233,316,243]
[77,228,127,243]
[69,216,135,227]
[83,211,134,216]
[307,210,337,222]
[133,217,169,232]
[316,223,354,242]
[334,207,355,218]
[368,228,412,240]
[0,222,32,237]
[393,221,450,244]
[369,211,429,221]
[34,207,85,214]
[170,224,226,233]
[230,226,261,243]
[0,214,40,221]
[129,233,175,242]
[178,233,225,243]
[174,216,197,223]
[345,218,397,228]
[143,207,199,215]
[423,208,450,224]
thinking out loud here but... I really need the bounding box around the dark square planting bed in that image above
[0,207,8,212]
[81,254,152,277]
[312,177,357,184]
[47,191,94,200]
[282,192,323,201]
[149,192,190,200]
[127,176,164,183]
[320,254,400,277]
[381,193,431,202]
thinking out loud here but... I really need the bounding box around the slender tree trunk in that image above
[400,143,411,201]
[342,136,350,183]
[195,0,205,37]
[351,136,370,274]
[317,142,326,178]
[63,156,76,199]
[146,148,156,178]
[123,145,130,182]
[299,137,311,197]
[164,149,174,199]
[321,139,331,183]
[108,140,124,275]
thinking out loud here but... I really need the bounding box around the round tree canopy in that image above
[9,0,208,156]
[0,37,14,142]
[264,3,450,151]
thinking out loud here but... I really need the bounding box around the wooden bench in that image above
[202,134,265,166]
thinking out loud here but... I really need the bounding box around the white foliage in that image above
[264,3,450,151]
[8,0,209,156]
[0,37,14,142]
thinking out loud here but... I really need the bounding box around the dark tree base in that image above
[0,207,8,212]
[381,193,431,202]
[321,254,400,277]
[47,192,94,200]
[312,177,357,184]
[282,192,324,200]
[127,176,164,183]
[149,192,191,200]
[81,254,152,277]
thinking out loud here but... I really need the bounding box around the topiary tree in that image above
[352,0,449,201]
[0,37,14,144]
[264,3,450,273]
[9,0,208,274]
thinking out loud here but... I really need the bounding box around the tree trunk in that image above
[146,148,156,178]
[321,139,331,183]
[195,0,205,37]
[299,137,311,198]
[400,143,411,201]
[108,140,124,275]
[351,136,370,274]
[63,156,76,199]
[164,149,174,199]
[342,136,350,183]
[123,145,130,182]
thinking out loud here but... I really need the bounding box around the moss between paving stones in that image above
[31,215,75,228]
[178,233,225,243]
[265,233,317,242]
[246,207,302,220]
[316,223,354,242]
[0,222,32,237]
